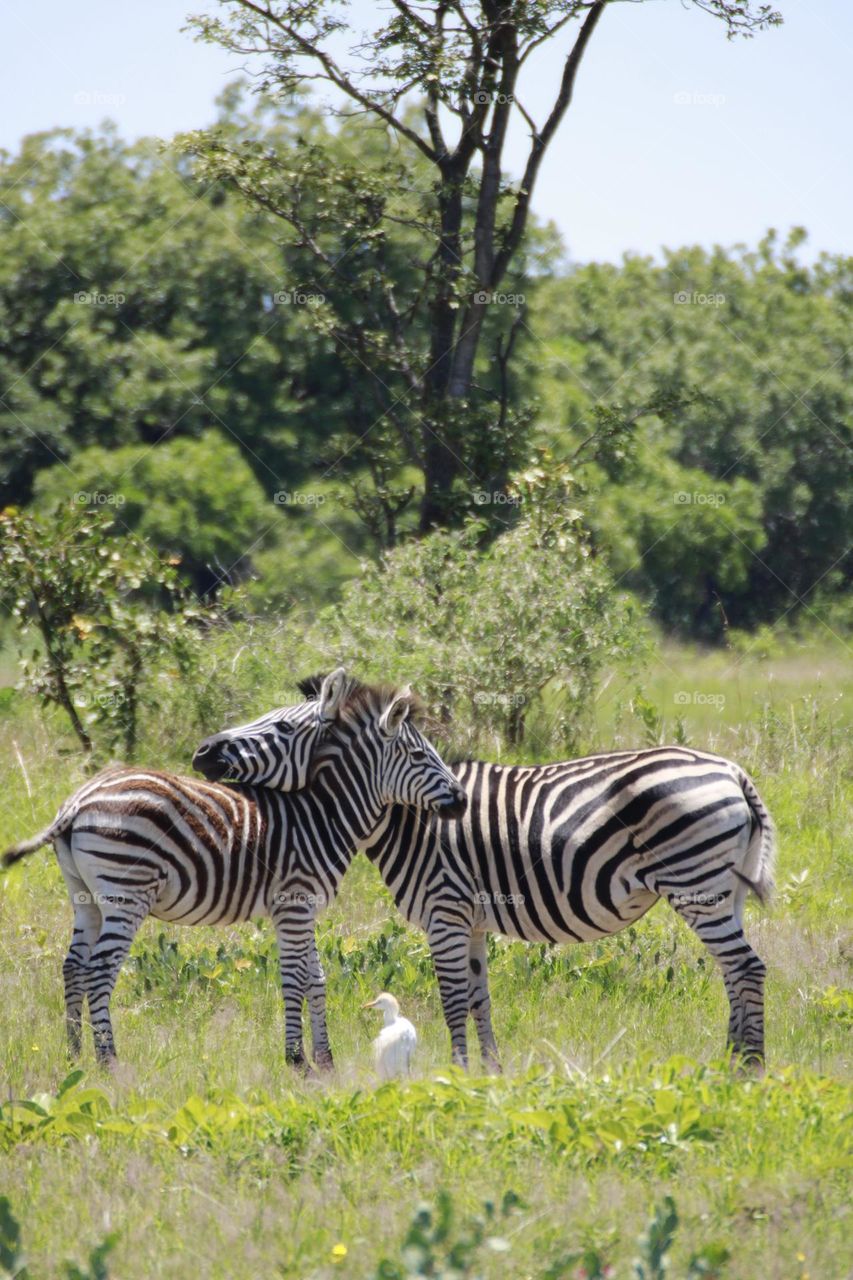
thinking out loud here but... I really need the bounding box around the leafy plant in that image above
[630,692,665,747]
[633,1196,730,1280]
[280,483,645,752]
[632,1195,679,1278]
[0,505,212,758]
[62,1236,118,1280]
[0,1195,28,1279]
[371,1189,523,1279]
[0,1196,115,1280]
[31,433,275,597]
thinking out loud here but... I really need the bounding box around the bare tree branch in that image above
[492,1,606,285]
[231,0,439,162]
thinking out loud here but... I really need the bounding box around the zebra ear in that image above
[318,667,347,720]
[379,687,412,739]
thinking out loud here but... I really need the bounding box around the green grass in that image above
[0,640,850,1279]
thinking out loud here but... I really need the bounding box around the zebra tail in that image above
[2,819,65,868]
[735,770,777,905]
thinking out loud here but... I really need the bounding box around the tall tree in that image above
[187,0,782,530]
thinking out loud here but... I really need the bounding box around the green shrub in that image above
[273,500,646,752]
[31,433,275,596]
[0,505,213,758]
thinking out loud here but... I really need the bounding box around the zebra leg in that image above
[468,931,501,1073]
[57,841,102,1058]
[306,933,334,1071]
[428,923,472,1068]
[272,907,314,1070]
[86,892,152,1065]
[668,895,767,1069]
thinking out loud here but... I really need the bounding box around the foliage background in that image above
[0,18,851,1274]
[1,102,850,647]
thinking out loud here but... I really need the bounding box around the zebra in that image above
[1,671,466,1069]
[215,679,777,1071]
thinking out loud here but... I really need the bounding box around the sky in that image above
[1,0,850,265]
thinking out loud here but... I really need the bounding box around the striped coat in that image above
[361,745,775,1068]
[205,674,777,1070]
[2,674,466,1068]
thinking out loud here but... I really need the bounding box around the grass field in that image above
[0,639,850,1279]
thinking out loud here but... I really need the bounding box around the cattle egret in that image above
[363,992,417,1080]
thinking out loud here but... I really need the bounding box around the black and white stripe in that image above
[359,745,776,1069]
[214,679,776,1070]
[2,672,466,1069]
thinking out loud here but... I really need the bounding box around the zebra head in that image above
[357,683,467,818]
[192,667,347,789]
[197,674,467,820]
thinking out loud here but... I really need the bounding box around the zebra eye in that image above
[410,748,428,762]
[277,720,295,734]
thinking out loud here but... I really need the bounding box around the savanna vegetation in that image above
[1,0,851,1275]
[0,639,850,1278]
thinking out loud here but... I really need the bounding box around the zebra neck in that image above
[361,803,436,910]
[305,761,388,850]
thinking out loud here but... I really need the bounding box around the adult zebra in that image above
[1,671,466,1068]
[220,678,776,1070]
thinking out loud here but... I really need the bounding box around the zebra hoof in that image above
[285,1047,310,1073]
[729,1047,765,1077]
[313,1051,335,1073]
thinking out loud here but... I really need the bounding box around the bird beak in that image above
[362,1000,377,1009]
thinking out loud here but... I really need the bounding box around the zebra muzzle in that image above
[192,737,227,780]
[434,789,468,820]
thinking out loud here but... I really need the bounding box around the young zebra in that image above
[220,680,776,1071]
[1,672,466,1069]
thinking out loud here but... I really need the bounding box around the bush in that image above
[0,505,213,759]
[31,432,276,595]
[203,486,645,756]
[588,450,766,639]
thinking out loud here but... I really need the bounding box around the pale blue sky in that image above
[1,0,850,264]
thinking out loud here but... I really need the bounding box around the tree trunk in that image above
[420,166,466,531]
[29,588,93,754]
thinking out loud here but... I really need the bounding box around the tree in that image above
[532,231,853,634]
[186,0,782,532]
[31,432,277,595]
[267,464,644,752]
[0,112,418,514]
[0,505,211,758]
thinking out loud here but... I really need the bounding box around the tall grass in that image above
[0,638,850,1278]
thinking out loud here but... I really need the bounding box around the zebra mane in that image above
[297,672,425,725]
[296,674,325,699]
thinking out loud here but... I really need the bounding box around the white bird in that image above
[363,992,417,1080]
